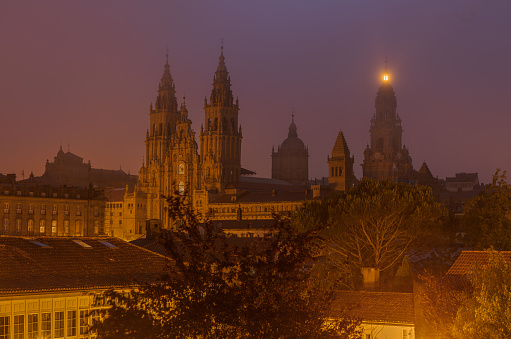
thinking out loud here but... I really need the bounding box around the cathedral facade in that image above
[362,65,414,182]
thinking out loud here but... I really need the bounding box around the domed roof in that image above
[279,116,306,152]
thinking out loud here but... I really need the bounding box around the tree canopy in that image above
[293,179,446,286]
[463,169,511,250]
[92,194,361,339]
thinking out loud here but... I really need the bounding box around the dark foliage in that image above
[92,194,361,339]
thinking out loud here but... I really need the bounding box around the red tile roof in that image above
[446,250,511,277]
[330,290,415,324]
[0,236,170,294]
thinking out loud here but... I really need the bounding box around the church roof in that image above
[331,131,351,158]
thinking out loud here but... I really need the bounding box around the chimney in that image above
[361,267,380,291]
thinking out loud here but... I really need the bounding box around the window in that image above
[64,205,70,215]
[94,206,99,217]
[41,313,51,338]
[28,219,34,234]
[16,203,21,213]
[0,316,9,339]
[41,192,46,197]
[54,311,64,338]
[178,163,185,175]
[79,310,89,336]
[3,202,8,214]
[67,310,77,336]
[13,314,24,339]
[28,203,34,214]
[39,219,46,234]
[75,220,82,236]
[72,239,92,248]
[52,204,58,215]
[403,329,408,339]
[52,220,57,235]
[27,314,38,339]
[179,181,185,195]
[76,206,82,216]
[53,193,57,198]
[2,218,8,234]
[41,204,46,215]
[64,220,70,235]
[15,218,21,234]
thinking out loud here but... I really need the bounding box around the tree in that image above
[463,169,511,250]
[92,194,361,339]
[451,251,511,338]
[293,179,446,287]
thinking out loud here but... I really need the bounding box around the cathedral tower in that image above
[272,115,309,184]
[200,46,242,192]
[328,131,356,191]
[362,63,413,182]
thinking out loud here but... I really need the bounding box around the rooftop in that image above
[0,236,169,294]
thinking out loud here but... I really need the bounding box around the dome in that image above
[280,136,305,152]
[279,116,306,152]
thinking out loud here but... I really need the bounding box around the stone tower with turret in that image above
[200,46,242,192]
[362,64,413,182]
[328,131,356,191]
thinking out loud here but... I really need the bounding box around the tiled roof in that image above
[0,236,169,294]
[446,250,511,277]
[330,290,414,324]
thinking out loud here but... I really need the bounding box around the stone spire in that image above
[155,51,178,112]
[210,45,234,107]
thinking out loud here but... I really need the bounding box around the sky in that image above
[1,0,511,184]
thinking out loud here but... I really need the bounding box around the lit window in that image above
[52,205,58,215]
[178,163,185,175]
[79,310,89,336]
[51,220,57,235]
[64,220,69,235]
[3,203,9,213]
[39,220,46,234]
[75,220,82,236]
[64,205,69,215]
[15,219,21,234]
[0,316,10,339]
[54,311,64,338]
[13,314,24,339]
[28,204,34,214]
[27,314,38,339]
[179,181,185,195]
[67,310,77,337]
[28,219,34,234]
[41,313,51,338]
[16,203,21,213]
[76,206,82,216]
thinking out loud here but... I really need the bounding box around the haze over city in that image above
[2,0,510,184]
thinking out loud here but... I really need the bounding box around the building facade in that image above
[0,184,106,237]
[362,65,414,182]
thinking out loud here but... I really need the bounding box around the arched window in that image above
[178,163,185,175]
[179,182,185,195]
[213,118,218,130]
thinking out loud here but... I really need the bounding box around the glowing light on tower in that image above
[383,58,389,82]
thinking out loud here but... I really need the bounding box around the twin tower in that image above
[137,47,241,223]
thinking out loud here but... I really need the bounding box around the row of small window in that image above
[1,203,97,216]
[210,205,299,214]
[3,191,81,199]
[107,202,146,210]
[0,311,96,339]
[1,219,86,235]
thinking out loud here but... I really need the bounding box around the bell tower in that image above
[200,45,242,192]
[362,62,413,182]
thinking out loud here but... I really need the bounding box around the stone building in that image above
[0,236,167,338]
[0,184,106,237]
[271,115,309,184]
[20,147,138,189]
[362,64,414,182]
[327,130,357,191]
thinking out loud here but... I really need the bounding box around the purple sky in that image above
[2,0,511,184]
